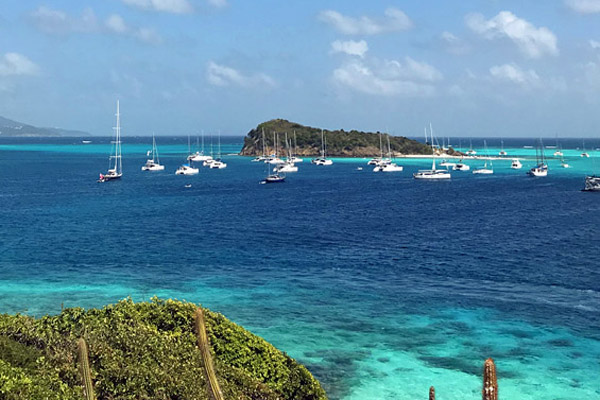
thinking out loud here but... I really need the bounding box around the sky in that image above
[2,0,600,137]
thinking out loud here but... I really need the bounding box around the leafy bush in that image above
[0,298,327,400]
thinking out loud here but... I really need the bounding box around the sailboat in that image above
[473,140,494,174]
[499,140,507,156]
[374,135,402,172]
[210,131,227,169]
[414,124,451,180]
[527,139,548,177]
[288,131,304,163]
[559,146,570,168]
[141,134,165,171]
[176,135,199,175]
[189,131,212,162]
[581,140,590,157]
[98,101,123,182]
[252,128,268,162]
[312,129,333,165]
[276,132,298,173]
[466,139,477,155]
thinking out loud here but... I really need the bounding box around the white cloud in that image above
[31,6,98,34]
[440,31,470,55]
[105,14,128,34]
[590,40,600,49]
[565,0,600,13]
[31,7,161,44]
[120,0,193,14]
[0,53,40,76]
[466,11,558,58]
[318,8,413,35]
[330,40,368,58]
[206,61,276,88]
[332,57,441,97]
[489,63,540,86]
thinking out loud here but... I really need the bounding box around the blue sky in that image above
[2,0,600,137]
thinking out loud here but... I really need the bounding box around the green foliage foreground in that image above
[0,298,327,400]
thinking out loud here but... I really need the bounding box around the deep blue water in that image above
[0,136,599,399]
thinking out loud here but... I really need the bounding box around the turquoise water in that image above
[0,136,599,399]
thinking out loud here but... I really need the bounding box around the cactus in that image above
[195,307,225,400]
[482,358,498,400]
[429,385,435,400]
[77,338,96,400]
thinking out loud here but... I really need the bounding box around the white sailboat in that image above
[374,134,402,172]
[141,134,165,171]
[176,134,199,175]
[466,139,477,155]
[559,146,570,168]
[276,132,298,172]
[473,140,494,174]
[414,124,451,180]
[266,132,285,165]
[252,128,268,162]
[210,130,227,169]
[288,131,304,163]
[528,140,548,177]
[499,140,507,156]
[98,100,123,182]
[312,129,333,165]
[581,140,590,157]
[189,131,212,162]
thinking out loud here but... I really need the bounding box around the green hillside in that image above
[240,119,434,157]
[0,298,326,400]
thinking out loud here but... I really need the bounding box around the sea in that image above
[0,136,599,400]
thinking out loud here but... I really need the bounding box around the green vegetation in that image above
[240,119,434,157]
[0,298,327,400]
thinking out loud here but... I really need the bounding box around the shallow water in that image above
[0,136,599,399]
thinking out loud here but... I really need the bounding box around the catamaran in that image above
[98,101,123,182]
[141,134,165,171]
[312,129,333,165]
[473,140,494,174]
[414,124,451,180]
[528,140,548,177]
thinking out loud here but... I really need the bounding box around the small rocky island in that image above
[240,119,453,157]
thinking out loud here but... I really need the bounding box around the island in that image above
[0,298,326,400]
[0,116,90,137]
[240,119,458,158]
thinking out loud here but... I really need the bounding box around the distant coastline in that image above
[0,115,90,137]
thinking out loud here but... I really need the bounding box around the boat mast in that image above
[430,123,436,170]
[202,130,205,155]
[261,128,266,157]
[321,129,325,158]
[111,100,122,174]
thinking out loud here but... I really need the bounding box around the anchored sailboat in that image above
[98,101,123,182]
[142,134,165,171]
[312,129,333,165]
[414,124,451,180]
[528,139,548,177]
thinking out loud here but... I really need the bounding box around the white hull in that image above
[453,163,470,171]
[466,150,476,155]
[413,170,451,180]
[473,168,493,174]
[511,160,522,169]
[176,165,199,175]
[581,153,590,158]
[141,162,165,171]
[554,151,563,156]
[374,163,403,172]
[189,154,212,162]
[439,161,456,168]
[210,161,227,169]
[267,157,285,165]
[499,151,507,156]
[312,158,333,166]
[584,176,600,191]
[528,166,548,177]
[561,163,570,168]
[289,156,303,163]
[276,164,298,172]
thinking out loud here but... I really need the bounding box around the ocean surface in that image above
[0,136,599,400]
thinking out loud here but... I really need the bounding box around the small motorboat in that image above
[511,159,522,169]
[176,164,199,175]
[583,175,600,191]
[453,162,470,171]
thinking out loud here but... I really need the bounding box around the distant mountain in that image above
[0,116,90,137]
